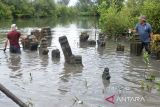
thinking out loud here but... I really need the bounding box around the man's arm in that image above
[3,39,9,52]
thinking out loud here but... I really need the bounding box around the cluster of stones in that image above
[21,35,39,51]
[22,27,52,52]
[130,33,142,56]
[116,44,125,52]
[151,34,160,59]
[97,33,106,47]
[59,36,82,64]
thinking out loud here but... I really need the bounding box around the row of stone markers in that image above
[22,27,52,51]
[79,32,107,47]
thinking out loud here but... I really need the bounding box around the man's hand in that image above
[3,48,6,52]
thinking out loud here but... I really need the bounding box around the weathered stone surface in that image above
[52,49,60,58]
[39,38,49,55]
[97,33,106,47]
[59,36,72,62]
[116,44,125,52]
[102,67,111,80]
[130,33,142,56]
[41,27,52,38]
[80,32,89,42]
[69,55,82,64]
[31,29,42,41]
[59,36,82,64]
[88,40,96,45]
[21,35,39,51]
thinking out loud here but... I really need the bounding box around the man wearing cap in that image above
[133,15,152,54]
[3,24,22,53]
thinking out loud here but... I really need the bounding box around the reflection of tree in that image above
[76,17,98,29]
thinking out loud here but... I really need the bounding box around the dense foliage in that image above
[75,0,98,16]
[0,0,76,19]
[98,0,160,35]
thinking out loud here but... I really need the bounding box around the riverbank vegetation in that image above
[0,0,77,19]
[98,0,160,35]
[1,0,160,35]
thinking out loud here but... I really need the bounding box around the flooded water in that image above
[0,17,160,107]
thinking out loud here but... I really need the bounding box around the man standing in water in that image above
[133,15,152,54]
[3,24,22,53]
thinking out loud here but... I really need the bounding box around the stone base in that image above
[116,44,125,52]
[151,51,160,60]
[130,42,142,56]
[67,55,82,64]
[97,40,106,47]
[102,67,111,80]
[88,40,96,45]
[80,32,89,42]
[52,49,60,58]
[39,48,49,55]
[30,42,39,51]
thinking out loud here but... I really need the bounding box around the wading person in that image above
[132,15,152,54]
[3,24,22,53]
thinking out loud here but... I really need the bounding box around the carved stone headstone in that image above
[52,49,60,58]
[102,67,111,80]
[59,36,82,64]
[88,40,96,45]
[97,33,106,47]
[79,32,89,42]
[39,38,49,55]
[130,33,142,56]
[41,27,52,38]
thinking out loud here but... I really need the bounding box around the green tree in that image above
[142,0,160,33]
[0,1,12,19]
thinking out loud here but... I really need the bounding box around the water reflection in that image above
[8,54,21,71]
[58,63,83,95]
[0,17,160,107]
[39,55,49,69]
[60,63,83,82]
[7,54,22,78]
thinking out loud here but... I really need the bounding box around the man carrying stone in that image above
[132,15,152,54]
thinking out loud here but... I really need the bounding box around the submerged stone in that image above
[39,38,49,55]
[116,44,125,52]
[59,36,82,64]
[102,67,111,80]
[52,49,60,58]
[97,33,106,47]
[79,32,89,42]
[88,40,96,45]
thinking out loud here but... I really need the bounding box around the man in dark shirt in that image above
[4,24,21,53]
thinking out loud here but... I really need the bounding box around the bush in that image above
[98,6,133,36]
[0,2,12,19]
[142,0,160,33]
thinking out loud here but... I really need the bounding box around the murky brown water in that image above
[0,17,160,107]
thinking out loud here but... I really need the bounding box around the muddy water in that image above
[0,17,160,107]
